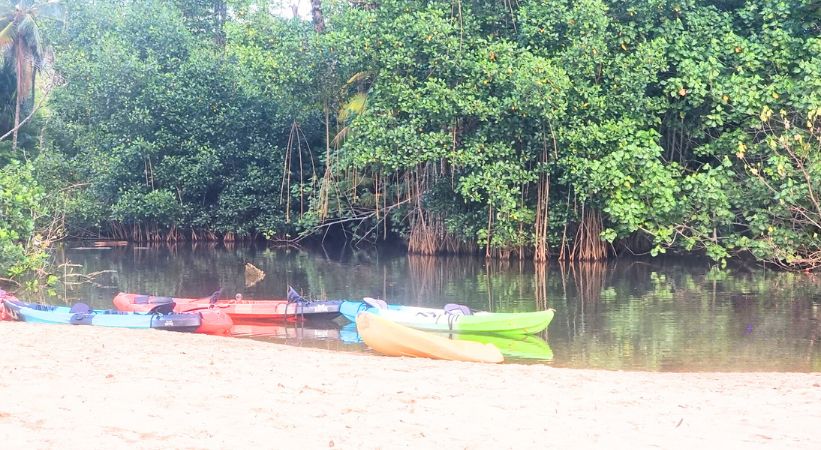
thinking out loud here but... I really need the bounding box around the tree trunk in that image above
[310,0,325,33]
[30,67,36,106]
[12,43,22,151]
[213,0,226,47]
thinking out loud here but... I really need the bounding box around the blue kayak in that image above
[339,300,402,322]
[2,298,201,332]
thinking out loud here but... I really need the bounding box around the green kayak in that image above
[340,300,554,335]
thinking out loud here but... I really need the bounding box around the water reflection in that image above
[230,320,341,340]
[228,319,353,353]
[36,242,821,371]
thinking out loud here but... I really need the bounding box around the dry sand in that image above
[1,321,819,450]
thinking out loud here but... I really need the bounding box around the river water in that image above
[41,242,821,371]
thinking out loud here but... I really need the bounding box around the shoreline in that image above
[1,321,819,449]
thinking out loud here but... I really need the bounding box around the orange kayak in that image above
[174,296,342,321]
[356,312,504,363]
[112,293,233,335]
[183,299,341,321]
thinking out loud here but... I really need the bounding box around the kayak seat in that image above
[363,297,387,310]
[70,303,91,314]
[443,303,472,316]
[148,302,176,315]
[287,286,310,303]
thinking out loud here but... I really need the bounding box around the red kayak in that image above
[112,293,233,335]
[115,288,342,323]
[180,296,342,322]
[0,290,12,320]
[116,288,342,322]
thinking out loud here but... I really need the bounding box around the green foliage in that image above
[731,107,821,269]
[0,161,47,277]
[46,0,301,238]
[18,0,821,269]
[563,123,681,238]
[225,9,326,123]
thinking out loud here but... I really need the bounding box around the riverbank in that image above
[1,321,819,449]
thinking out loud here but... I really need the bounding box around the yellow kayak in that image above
[356,312,504,363]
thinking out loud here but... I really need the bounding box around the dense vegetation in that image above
[1,0,820,280]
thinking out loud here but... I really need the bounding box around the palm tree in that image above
[0,1,62,150]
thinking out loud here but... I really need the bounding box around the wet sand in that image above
[1,321,819,449]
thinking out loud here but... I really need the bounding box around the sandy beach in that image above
[1,321,819,450]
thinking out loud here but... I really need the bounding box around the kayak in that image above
[124,288,343,322]
[113,293,233,335]
[339,300,401,320]
[2,298,201,332]
[356,312,503,363]
[0,290,12,320]
[340,299,554,335]
[340,322,553,360]
[197,298,342,321]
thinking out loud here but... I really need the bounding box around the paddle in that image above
[285,286,314,321]
[181,294,232,312]
[208,289,222,305]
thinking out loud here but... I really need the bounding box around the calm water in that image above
[36,242,821,372]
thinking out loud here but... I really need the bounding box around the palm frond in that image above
[17,14,35,38]
[345,71,371,87]
[29,27,43,59]
[17,14,37,36]
[331,126,350,147]
[17,15,43,60]
[33,43,52,71]
[338,92,367,123]
[0,20,15,51]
